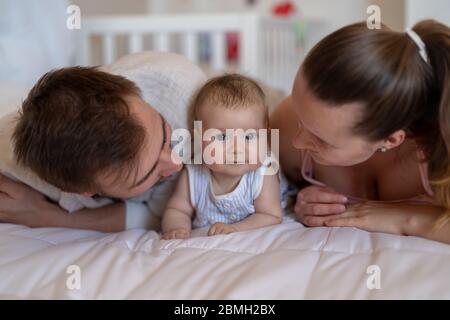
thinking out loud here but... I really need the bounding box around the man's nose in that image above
[160,148,183,177]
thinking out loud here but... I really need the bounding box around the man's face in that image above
[94,95,183,199]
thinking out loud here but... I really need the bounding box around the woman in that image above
[270,20,450,243]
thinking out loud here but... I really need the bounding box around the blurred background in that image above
[1,0,449,115]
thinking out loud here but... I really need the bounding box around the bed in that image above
[1,13,450,299]
[1,81,450,299]
[1,216,450,299]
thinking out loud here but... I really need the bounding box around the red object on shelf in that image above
[272,1,296,16]
[226,32,239,62]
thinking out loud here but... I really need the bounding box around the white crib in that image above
[77,13,304,93]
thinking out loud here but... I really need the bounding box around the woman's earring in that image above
[380,146,387,153]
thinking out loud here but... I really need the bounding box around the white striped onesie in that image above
[186,158,283,228]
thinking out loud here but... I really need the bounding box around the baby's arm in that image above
[161,169,194,239]
[208,173,283,236]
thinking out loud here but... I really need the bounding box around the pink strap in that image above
[301,151,326,187]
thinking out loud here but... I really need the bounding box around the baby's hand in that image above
[162,229,191,240]
[208,222,237,236]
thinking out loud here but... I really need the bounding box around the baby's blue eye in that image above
[245,133,257,141]
[215,133,227,141]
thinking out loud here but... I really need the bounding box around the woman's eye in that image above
[245,133,257,141]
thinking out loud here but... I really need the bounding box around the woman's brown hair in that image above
[302,20,450,223]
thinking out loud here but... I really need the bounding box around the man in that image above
[0,51,206,232]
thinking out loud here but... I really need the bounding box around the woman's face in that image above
[291,71,382,166]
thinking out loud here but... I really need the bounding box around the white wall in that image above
[72,0,148,14]
[405,0,450,27]
[373,0,405,31]
[71,0,449,65]
[75,0,432,50]
[74,0,449,34]
[292,0,372,50]
[147,0,251,13]
[147,0,373,51]
[0,0,75,85]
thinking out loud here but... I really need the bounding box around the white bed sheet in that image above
[1,215,450,299]
[1,81,449,300]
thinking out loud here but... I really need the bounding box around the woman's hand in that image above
[325,202,430,235]
[324,202,450,243]
[0,173,67,228]
[294,185,348,226]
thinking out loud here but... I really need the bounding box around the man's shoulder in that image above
[0,112,71,206]
[0,111,19,169]
[104,51,207,130]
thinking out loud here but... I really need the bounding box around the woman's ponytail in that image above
[414,20,450,226]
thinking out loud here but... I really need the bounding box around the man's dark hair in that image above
[13,66,146,193]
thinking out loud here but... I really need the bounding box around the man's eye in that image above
[245,133,257,141]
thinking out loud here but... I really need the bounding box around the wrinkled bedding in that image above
[1,80,449,300]
[1,215,450,299]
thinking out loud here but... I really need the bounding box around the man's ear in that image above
[384,129,406,150]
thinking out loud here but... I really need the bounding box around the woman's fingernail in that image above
[342,197,348,203]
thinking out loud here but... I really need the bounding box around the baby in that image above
[161,74,283,239]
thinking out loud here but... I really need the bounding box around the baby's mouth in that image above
[225,154,248,164]
[225,158,248,165]
[224,161,246,165]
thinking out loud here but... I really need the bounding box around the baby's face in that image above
[197,104,268,177]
